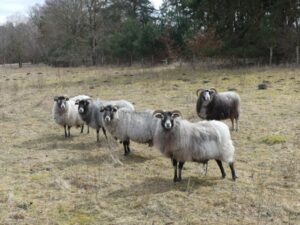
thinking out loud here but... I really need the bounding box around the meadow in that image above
[0,64,299,225]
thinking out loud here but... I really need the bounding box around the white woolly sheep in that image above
[153,110,237,182]
[100,105,158,155]
[52,95,89,137]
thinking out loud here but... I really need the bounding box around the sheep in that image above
[75,99,107,142]
[196,88,240,131]
[52,95,89,138]
[153,110,237,182]
[100,105,158,155]
[101,99,135,111]
[75,99,134,142]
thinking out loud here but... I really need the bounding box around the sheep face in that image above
[75,99,89,115]
[153,110,181,131]
[198,89,215,105]
[54,96,69,111]
[100,105,118,123]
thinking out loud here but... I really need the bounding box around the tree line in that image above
[0,0,299,67]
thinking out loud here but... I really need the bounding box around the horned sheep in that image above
[153,110,237,182]
[196,88,240,131]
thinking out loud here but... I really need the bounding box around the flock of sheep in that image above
[52,88,240,182]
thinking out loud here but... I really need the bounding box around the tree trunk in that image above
[18,56,22,68]
[269,47,273,66]
[101,55,104,65]
[129,54,132,67]
[296,46,299,65]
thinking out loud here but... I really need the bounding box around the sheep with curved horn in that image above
[153,110,237,182]
[196,87,240,131]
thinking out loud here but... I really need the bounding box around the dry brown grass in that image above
[0,64,299,225]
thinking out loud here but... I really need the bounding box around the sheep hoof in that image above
[173,177,181,182]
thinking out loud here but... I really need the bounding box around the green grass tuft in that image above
[260,134,287,145]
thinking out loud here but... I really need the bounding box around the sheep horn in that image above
[171,110,182,118]
[153,110,164,118]
[209,87,217,93]
[196,88,205,96]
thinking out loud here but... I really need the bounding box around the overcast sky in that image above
[0,0,163,25]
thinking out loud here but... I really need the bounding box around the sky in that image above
[0,0,163,25]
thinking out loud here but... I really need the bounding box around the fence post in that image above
[296,46,299,65]
[269,47,273,66]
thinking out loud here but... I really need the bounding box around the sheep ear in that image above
[75,99,79,105]
[196,88,204,96]
[112,106,118,112]
[153,110,164,119]
[172,110,182,118]
[54,96,58,101]
[65,97,69,101]
[99,106,104,112]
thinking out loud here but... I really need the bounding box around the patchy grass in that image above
[0,64,299,225]
[260,134,287,145]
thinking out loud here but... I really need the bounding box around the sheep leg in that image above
[123,142,128,155]
[203,161,208,176]
[148,139,153,147]
[64,125,67,138]
[102,127,107,140]
[229,162,237,181]
[215,160,226,178]
[178,162,185,182]
[127,140,131,153]
[123,140,130,156]
[172,159,179,182]
[96,129,100,142]
[87,126,90,134]
[235,118,239,131]
[67,126,71,137]
[230,118,234,131]
[80,125,84,133]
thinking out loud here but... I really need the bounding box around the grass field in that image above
[0,64,299,225]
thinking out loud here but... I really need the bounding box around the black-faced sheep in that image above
[153,110,237,182]
[52,95,90,137]
[75,99,134,142]
[196,88,240,131]
[100,105,158,155]
[75,99,107,142]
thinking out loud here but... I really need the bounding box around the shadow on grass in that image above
[51,151,154,169]
[107,176,217,198]
[19,133,114,151]
[51,153,114,169]
[120,152,155,164]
